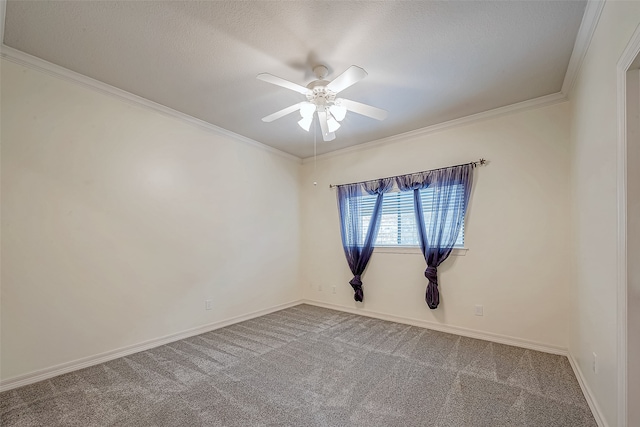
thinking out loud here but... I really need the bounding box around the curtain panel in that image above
[336,178,394,301]
[396,164,474,308]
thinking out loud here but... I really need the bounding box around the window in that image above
[358,186,466,248]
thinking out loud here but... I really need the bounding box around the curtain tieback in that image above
[424,266,440,310]
[424,266,438,283]
[349,275,364,302]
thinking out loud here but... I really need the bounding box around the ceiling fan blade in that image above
[339,98,388,121]
[326,65,368,93]
[317,110,334,141]
[262,103,303,122]
[257,73,310,95]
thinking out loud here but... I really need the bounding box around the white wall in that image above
[301,102,571,349]
[567,2,640,426]
[0,59,302,381]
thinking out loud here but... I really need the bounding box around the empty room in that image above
[1,1,638,426]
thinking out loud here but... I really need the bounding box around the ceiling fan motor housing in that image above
[306,83,336,110]
[312,65,329,79]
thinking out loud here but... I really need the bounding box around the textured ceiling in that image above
[3,1,587,158]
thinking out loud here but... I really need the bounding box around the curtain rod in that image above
[328,158,487,189]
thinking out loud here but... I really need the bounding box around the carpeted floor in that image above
[1,304,596,426]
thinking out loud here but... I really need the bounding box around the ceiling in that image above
[2,1,587,159]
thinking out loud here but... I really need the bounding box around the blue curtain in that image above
[336,178,394,301]
[396,164,474,309]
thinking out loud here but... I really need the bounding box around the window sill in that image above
[373,246,468,256]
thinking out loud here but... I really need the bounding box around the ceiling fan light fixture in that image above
[327,115,341,133]
[329,104,347,121]
[300,102,316,118]
[298,116,313,132]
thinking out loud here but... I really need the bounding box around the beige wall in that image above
[0,59,302,381]
[567,2,640,426]
[301,102,572,349]
[4,4,640,421]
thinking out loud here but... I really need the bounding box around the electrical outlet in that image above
[593,352,598,374]
[332,286,336,294]
[474,305,484,316]
[205,300,212,310]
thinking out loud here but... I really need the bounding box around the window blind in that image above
[359,186,466,247]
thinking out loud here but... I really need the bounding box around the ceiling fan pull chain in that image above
[313,118,318,186]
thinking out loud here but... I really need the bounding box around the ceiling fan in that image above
[257,65,388,142]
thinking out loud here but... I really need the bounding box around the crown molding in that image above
[0,44,302,164]
[1,0,599,165]
[561,0,606,97]
[302,0,605,164]
[302,91,567,163]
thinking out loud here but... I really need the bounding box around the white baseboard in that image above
[567,352,608,427]
[2,298,604,427]
[301,299,567,356]
[303,300,610,424]
[0,300,303,392]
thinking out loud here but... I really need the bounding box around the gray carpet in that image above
[1,304,596,426]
